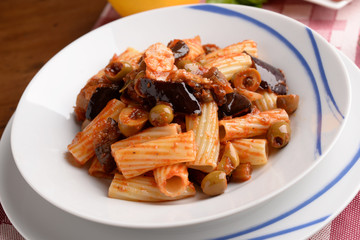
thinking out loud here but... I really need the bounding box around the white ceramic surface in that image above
[1,52,359,240]
[10,4,351,228]
[304,0,352,9]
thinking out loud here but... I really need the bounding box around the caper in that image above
[266,121,291,148]
[149,104,174,127]
[276,94,299,114]
[201,171,227,196]
[104,61,133,82]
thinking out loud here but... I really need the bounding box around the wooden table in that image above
[0,0,108,137]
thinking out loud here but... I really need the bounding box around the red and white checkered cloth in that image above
[1,1,359,239]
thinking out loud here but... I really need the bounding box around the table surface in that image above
[0,0,107,138]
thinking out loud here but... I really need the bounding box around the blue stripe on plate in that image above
[306,28,344,119]
[247,216,330,240]
[188,4,322,155]
[213,144,360,240]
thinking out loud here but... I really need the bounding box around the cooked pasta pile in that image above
[68,36,299,201]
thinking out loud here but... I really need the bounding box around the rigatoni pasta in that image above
[114,131,196,179]
[186,101,219,172]
[68,36,299,201]
[253,91,278,111]
[219,108,289,142]
[153,163,190,197]
[111,123,181,154]
[203,40,258,80]
[109,173,195,202]
[231,139,269,165]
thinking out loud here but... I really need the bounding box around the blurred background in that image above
[0,0,108,137]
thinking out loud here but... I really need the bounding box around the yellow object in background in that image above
[108,0,201,16]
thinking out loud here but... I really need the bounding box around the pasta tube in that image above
[111,123,181,155]
[68,99,126,165]
[253,91,278,111]
[108,173,196,202]
[219,108,289,141]
[235,88,262,101]
[186,101,219,172]
[182,35,205,61]
[231,139,269,165]
[153,163,190,197]
[203,40,258,80]
[111,47,143,69]
[204,53,253,80]
[204,40,258,62]
[114,131,196,179]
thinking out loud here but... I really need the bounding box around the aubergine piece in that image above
[86,84,122,120]
[94,118,122,173]
[203,67,233,106]
[218,92,251,119]
[168,40,190,60]
[137,78,201,115]
[247,54,288,95]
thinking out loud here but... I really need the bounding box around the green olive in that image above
[231,68,261,91]
[276,94,299,114]
[118,107,148,137]
[201,171,227,196]
[175,59,192,69]
[217,142,239,175]
[105,61,133,82]
[231,163,252,182]
[149,104,174,127]
[266,121,291,148]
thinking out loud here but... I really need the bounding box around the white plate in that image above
[1,52,359,239]
[10,4,350,228]
[304,0,352,9]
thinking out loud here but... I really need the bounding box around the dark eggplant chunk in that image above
[188,168,207,186]
[218,92,251,119]
[86,85,122,120]
[203,67,233,106]
[202,44,220,55]
[168,40,189,60]
[247,54,287,95]
[138,78,201,115]
[94,118,122,173]
[94,144,117,174]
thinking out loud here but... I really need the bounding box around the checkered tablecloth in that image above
[1,1,359,239]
